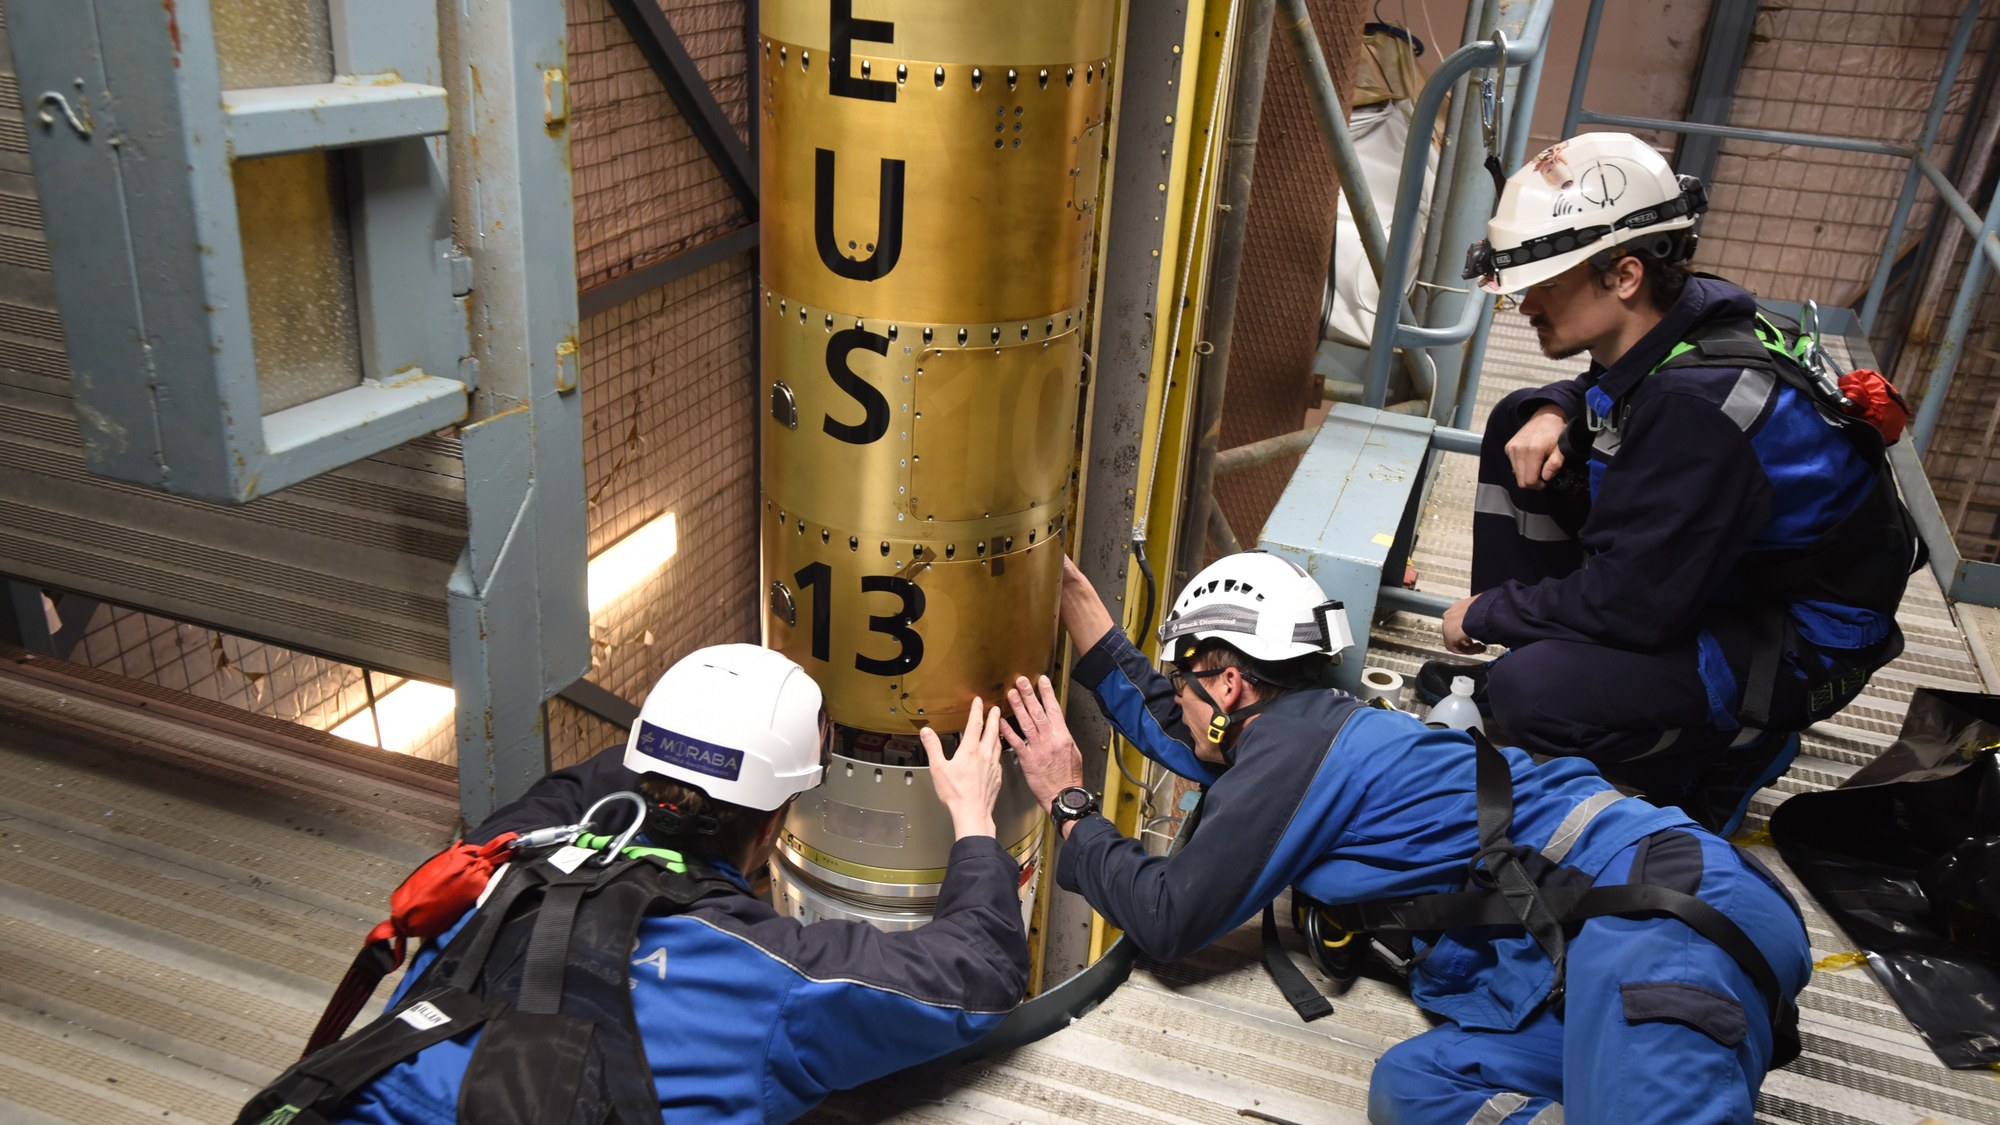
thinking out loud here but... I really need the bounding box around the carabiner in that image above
[1481,29,1508,152]
[510,821,584,851]
[577,790,650,866]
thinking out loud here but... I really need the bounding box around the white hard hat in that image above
[623,644,829,811]
[1158,551,1353,664]
[1464,132,1707,294]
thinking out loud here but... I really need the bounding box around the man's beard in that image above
[1530,319,1586,361]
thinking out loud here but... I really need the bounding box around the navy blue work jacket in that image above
[1461,276,1885,655]
[338,747,1028,1124]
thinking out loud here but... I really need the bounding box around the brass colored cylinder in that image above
[759,1,1112,735]
[759,1,1113,926]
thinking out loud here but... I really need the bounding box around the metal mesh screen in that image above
[1697,3,1996,305]
[560,257,760,767]
[570,0,753,290]
[1213,0,1370,548]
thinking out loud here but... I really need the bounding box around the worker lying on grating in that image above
[242,645,1026,1125]
[1004,551,1810,1123]
[1432,131,1920,836]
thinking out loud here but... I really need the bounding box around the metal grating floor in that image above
[0,648,457,1124]
[1,319,1995,1123]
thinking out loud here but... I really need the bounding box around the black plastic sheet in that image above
[1768,688,2000,1069]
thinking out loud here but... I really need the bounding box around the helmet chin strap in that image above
[1185,668,1271,759]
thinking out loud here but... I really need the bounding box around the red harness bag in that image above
[1838,368,1911,446]
[303,832,518,1056]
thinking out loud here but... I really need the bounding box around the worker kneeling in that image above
[242,644,1027,1124]
[1437,132,1919,836]
[1010,551,1810,1123]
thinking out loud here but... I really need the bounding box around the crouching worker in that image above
[1439,131,1919,835]
[241,644,1028,1125]
[1005,553,1808,1123]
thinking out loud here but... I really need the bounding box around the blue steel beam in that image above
[1674,1,1763,185]
[603,0,759,216]
[1859,0,1983,333]
[1559,0,1607,139]
[1571,112,1913,159]
[1407,0,1497,420]
[221,81,448,157]
[1911,182,2000,455]
[1915,156,2000,274]
[1454,0,1548,428]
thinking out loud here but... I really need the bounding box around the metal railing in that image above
[1350,0,1555,418]
[1565,0,2000,606]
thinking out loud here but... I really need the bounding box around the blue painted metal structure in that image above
[443,0,591,820]
[8,0,592,820]
[1358,0,1555,413]
[9,0,471,505]
[1258,404,1435,694]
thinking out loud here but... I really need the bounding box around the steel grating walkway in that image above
[1,317,1996,1123]
[0,648,460,1125]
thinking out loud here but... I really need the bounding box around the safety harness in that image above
[239,838,739,1125]
[1264,728,1802,1067]
[1554,309,1924,729]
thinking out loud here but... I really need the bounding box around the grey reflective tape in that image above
[1541,789,1623,864]
[1159,604,1261,645]
[1474,484,1571,543]
[1467,1091,1530,1125]
[1527,1105,1564,1125]
[1629,727,1682,761]
[1720,366,1776,431]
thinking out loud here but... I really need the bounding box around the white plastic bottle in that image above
[1428,675,1484,733]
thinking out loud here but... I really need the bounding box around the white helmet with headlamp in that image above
[1464,131,1707,295]
[623,644,830,812]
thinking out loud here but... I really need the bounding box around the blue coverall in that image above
[1463,276,1906,815]
[1065,629,1811,1124]
[335,749,1028,1124]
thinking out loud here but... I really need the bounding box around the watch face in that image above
[1055,787,1094,817]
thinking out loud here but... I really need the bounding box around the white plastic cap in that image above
[1451,676,1476,696]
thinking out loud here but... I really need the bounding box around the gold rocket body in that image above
[758,1,1113,925]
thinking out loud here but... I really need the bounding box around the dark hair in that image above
[1590,229,1694,311]
[1186,637,1334,699]
[634,775,774,867]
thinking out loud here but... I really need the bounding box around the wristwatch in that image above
[1050,786,1100,825]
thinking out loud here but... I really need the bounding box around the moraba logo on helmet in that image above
[635,721,745,781]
